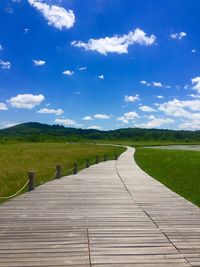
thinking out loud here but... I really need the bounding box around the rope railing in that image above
[0,180,29,200]
[0,152,119,202]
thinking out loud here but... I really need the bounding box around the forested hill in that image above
[0,122,199,142]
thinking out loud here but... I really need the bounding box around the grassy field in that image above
[0,143,125,202]
[135,148,200,207]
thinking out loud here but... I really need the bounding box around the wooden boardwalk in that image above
[0,147,200,266]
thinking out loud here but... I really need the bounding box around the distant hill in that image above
[0,122,200,142]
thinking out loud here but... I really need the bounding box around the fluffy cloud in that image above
[63,70,74,76]
[72,28,156,55]
[179,119,200,130]
[124,94,139,103]
[8,94,44,109]
[98,74,104,80]
[94,114,111,119]
[136,118,174,128]
[188,94,200,99]
[157,98,200,130]
[191,76,200,94]
[170,32,187,40]
[88,125,102,130]
[0,60,11,69]
[82,116,93,121]
[139,105,156,112]
[0,103,8,110]
[117,111,139,124]
[152,82,163,87]
[54,118,77,126]
[33,59,46,66]
[28,0,75,30]
[191,49,196,53]
[37,108,64,115]
[156,95,164,99]
[0,121,18,129]
[158,99,200,119]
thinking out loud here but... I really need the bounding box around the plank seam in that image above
[86,228,92,267]
[114,160,132,197]
[162,232,192,266]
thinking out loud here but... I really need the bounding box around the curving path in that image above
[0,147,200,266]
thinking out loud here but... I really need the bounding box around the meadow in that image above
[135,148,200,207]
[0,143,125,203]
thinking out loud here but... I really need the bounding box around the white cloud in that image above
[191,76,200,94]
[0,103,8,110]
[94,114,111,119]
[63,70,74,76]
[170,32,187,40]
[140,80,167,88]
[191,49,196,53]
[88,125,102,130]
[0,44,3,50]
[82,116,93,121]
[54,118,77,126]
[0,60,11,69]
[98,74,104,80]
[72,28,156,55]
[37,108,64,115]
[28,0,75,30]
[148,115,156,120]
[152,82,163,87]
[117,111,139,124]
[8,94,44,109]
[156,95,164,99]
[0,121,18,129]
[136,118,174,128]
[78,66,87,71]
[188,94,200,99]
[140,80,148,85]
[124,94,139,103]
[179,119,200,130]
[33,59,46,66]
[139,105,156,112]
[158,99,200,121]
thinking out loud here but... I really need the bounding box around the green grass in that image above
[135,148,200,207]
[0,143,125,203]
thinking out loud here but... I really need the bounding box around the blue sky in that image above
[0,0,200,130]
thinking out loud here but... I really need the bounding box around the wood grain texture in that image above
[0,147,199,266]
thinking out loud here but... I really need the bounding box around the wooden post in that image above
[74,162,78,174]
[86,159,90,168]
[96,155,99,164]
[114,153,118,160]
[28,171,35,191]
[104,154,107,161]
[56,164,62,179]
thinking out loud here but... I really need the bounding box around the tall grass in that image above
[0,143,125,202]
[135,148,200,207]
